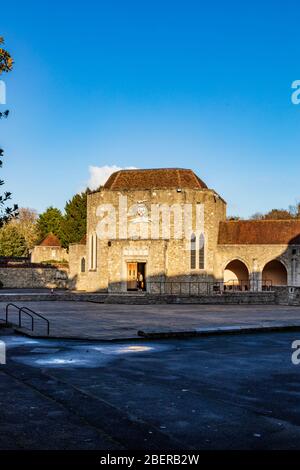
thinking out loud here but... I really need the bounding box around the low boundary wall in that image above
[0,267,68,289]
[0,285,299,306]
[0,291,276,304]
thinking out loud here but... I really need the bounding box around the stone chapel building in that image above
[68,168,300,293]
[31,233,68,264]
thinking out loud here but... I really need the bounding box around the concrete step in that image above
[138,322,300,339]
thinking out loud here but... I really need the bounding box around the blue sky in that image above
[1,0,300,217]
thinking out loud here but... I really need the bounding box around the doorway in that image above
[137,262,146,291]
[126,262,146,291]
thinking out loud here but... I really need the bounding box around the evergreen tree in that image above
[61,191,88,247]
[37,207,64,242]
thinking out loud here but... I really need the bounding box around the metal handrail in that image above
[19,309,34,331]
[19,307,50,336]
[5,303,50,335]
[6,303,33,330]
[6,303,22,325]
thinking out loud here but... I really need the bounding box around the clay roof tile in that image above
[103,168,208,191]
[218,220,300,245]
[39,233,61,247]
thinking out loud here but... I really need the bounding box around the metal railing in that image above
[5,303,50,335]
[146,279,273,295]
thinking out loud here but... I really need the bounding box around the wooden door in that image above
[127,262,137,290]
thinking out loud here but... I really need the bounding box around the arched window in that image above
[81,257,86,273]
[190,233,196,270]
[199,234,205,269]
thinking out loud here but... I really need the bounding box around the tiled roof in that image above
[218,220,300,245]
[103,168,208,191]
[39,233,61,247]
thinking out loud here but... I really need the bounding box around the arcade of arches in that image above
[224,258,288,288]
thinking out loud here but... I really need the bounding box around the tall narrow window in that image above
[81,257,86,273]
[199,233,205,269]
[190,233,196,270]
[89,233,97,270]
[89,234,94,270]
[93,233,97,270]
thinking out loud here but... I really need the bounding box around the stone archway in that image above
[262,260,287,287]
[224,259,250,291]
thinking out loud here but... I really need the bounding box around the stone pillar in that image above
[291,257,296,286]
[250,258,261,291]
[292,256,300,287]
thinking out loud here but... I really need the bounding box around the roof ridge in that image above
[191,170,201,187]
[112,167,189,173]
[110,170,121,190]
[224,219,300,223]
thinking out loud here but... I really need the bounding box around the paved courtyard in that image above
[1,301,300,339]
[1,331,300,449]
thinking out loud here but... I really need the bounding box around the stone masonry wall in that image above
[68,244,87,290]
[31,246,69,264]
[0,267,69,289]
[273,286,300,305]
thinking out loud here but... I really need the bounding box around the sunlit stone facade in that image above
[69,168,300,292]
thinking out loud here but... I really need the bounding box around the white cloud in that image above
[86,165,137,191]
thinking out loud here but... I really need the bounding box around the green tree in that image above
[0,36,18,225]
[37,207,64,242]
[60,192,87,247]
[0,225,27,256]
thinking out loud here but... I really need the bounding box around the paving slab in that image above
[2,332,300,449]
[1,301,300,340]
